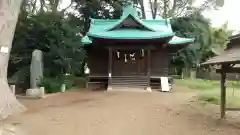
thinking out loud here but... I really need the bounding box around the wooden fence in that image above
[169,67,240,81]
[196,70,240,81]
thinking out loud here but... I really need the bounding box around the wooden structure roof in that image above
[202,34,240,65]
[202,47,240,65]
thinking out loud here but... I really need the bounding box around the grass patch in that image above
[175,79,240,90]
[175,79,219,90]
[197,89,240,108]
[175,79,240,108]
[197,90,220,105]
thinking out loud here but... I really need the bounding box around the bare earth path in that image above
[6,89,240,135]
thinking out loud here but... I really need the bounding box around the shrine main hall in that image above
[82,6,194,91]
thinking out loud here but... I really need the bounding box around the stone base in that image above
[107,86,113,91]
[146,87,152,92]
[26,88,45,98]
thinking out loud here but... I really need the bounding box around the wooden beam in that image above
[220,64,227,119]
[162,43,167,48]
[216,67,240,73]
[104,45,156,50]
[230,64,235,67]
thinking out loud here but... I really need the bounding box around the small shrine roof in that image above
[202,34,240,65]
[202,47,240,65]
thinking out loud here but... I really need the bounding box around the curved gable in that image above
[108,15,154,31]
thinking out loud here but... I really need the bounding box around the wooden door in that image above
[122,55,138,76]
[112,50,146,76]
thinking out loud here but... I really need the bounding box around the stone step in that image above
[108,87,149,92]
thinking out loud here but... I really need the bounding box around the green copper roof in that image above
[82,35,195,45]
[106,6,155,31]
[82,6,194,45]
[90,18,173,33]
[88,29,174,39]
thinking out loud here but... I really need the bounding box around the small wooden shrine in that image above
[82,6,194,91]
[202,34,240,118]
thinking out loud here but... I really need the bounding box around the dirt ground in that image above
[6,87,240,135]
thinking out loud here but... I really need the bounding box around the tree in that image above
[210,22,232,51]
[171,12,212,68]
[38,12,86,77]
[0,0,26,127]
[9,3,86,92]
[72,0,124,33]
[147,0,225,19]
[170,12,231,76]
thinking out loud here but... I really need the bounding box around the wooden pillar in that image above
[220,64,227,118]
[107,47,113,90]
[146,50,151,92]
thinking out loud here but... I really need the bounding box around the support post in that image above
[107,47,113,90]
[220,64,227,119]
[146,50,151,92]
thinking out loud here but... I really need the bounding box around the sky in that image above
[60,0,240,31]
[203,0,240,31]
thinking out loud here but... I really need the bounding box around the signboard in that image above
[161,77,170,92]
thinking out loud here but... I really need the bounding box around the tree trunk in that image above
[163,0,168,18]
[138,0,146,19]
[149,0,158,19]
[0,0,25,121]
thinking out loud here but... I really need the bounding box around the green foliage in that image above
[35,12,86,76]
[39,78,61,93]
[209,22,232,55]
[73,0,124,32]
[171,12,211,68]
[61,75,76,89]
[9,9,86,89]
[170,12,231,69]
[39,76,75,93]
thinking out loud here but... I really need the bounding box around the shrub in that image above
[39,78,61,93]
[39,76,75,93]
[62,75,75,89]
